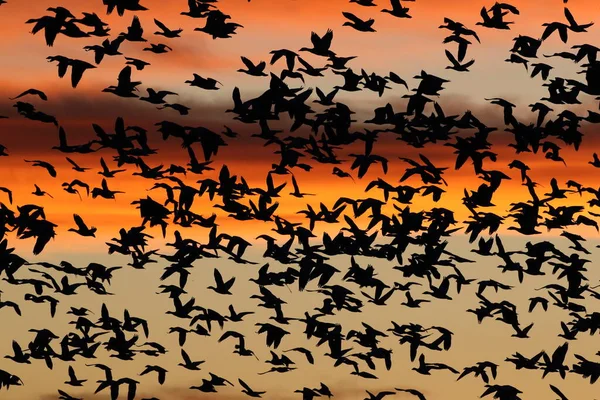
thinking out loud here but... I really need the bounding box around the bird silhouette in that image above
[2,2,600,400]
[68,214,96,237]
[342,12,376,32]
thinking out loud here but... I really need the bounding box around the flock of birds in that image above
[2,0,600,399]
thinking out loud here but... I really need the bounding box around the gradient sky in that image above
[1,0,600,399]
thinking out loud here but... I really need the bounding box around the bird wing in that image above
[118,66,133,85]
[65,157,79,168]
[342,12,362,24]
[42,162,57,177]
[70,60,95,88]
[131,15,143,32]
[154,18,169,32]
[500,3,520,14]
[552,342,569,363]
[322,29,334,49]
[157,90,178,97]
[100,157,109,172]
[445,50,459,67]
[309,31,321,48]
[564,7,577,27]
[68,365,77,381]
[238,379,252,392]
[297,56,313,70]
[240,56,255,69]
[0,187,13,204]
[291,175,301,194]
[181,349,194,365]
[214,268,224,286]
[549,385,568,400]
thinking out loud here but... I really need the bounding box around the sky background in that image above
[1,0,600,399]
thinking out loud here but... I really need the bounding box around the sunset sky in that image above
[1,0,600,399]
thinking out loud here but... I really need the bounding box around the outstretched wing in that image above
[73,214,86,230]
[154,18,169,32]
[342,12,362,24]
